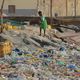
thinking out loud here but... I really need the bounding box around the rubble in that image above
[0,26,80,80]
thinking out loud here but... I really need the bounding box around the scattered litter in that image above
[0,26,80,80]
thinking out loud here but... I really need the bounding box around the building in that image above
[0,0,80,17]
[0,0,37,16]
[38,0,80,17]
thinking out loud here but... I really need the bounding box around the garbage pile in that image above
[0,26,80,80]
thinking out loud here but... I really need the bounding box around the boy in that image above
[38,11,48,36]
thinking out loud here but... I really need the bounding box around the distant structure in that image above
[0,0,37,17]
[0,0,79,17]
[38,0,78,17]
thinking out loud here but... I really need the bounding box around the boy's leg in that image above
[39,27,42,36]
[44,29,46,36]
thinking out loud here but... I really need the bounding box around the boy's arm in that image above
[38,17,41,25]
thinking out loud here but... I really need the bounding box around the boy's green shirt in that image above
[40,16,48,30]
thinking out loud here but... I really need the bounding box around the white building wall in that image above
[0,0,37,9]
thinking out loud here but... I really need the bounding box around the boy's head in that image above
[38,11,42,16]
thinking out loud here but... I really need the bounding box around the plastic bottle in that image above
[11,51,18,64]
